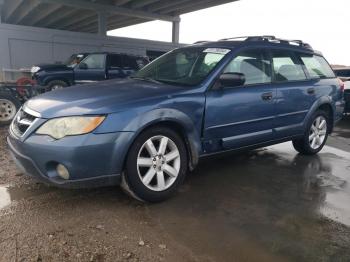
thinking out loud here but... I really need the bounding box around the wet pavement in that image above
[1,116,350,262]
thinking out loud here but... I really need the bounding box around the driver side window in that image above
[224,50,271,85]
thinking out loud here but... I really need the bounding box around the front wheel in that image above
[292,110,329,155]
[122,126,188,202]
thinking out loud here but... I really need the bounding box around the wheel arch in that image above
[45,78,71,87]
[122,113,201,173]
[136,120,200,171]
[304,97,335,133]
[318,103,334,133]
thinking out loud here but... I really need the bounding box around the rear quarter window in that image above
[299,54,335,79]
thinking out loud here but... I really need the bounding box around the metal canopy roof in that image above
[0,0,237,34]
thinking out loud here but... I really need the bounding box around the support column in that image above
[0,0,4,23]
[172,17,180,44]
[98,11,107,36]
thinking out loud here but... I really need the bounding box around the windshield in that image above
[65,54,86,67]
[132,47,230,86]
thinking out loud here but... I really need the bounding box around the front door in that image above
[203,49,276,153]
[74,54,107,84]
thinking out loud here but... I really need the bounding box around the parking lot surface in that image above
[1,116,350,262]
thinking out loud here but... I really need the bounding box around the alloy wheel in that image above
[309,116,327,150]
[137,135,181,192]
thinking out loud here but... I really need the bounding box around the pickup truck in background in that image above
[31,52,150,90]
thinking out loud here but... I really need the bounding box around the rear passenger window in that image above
[272,51,307,82]
[224,50,271,85]
[300,54,335,79]
[108,55,123,68]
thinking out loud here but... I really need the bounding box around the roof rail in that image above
[219,36,267,41]
[219,35,313,49]
[193,40,211,44]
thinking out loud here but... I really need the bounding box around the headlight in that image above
[31,66,41,74]
[36,116,105,139]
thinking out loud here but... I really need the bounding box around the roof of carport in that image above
[0,0,237,34]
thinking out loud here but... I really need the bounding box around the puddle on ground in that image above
[267,143,350,227]
[0,185,11,210]
[317,146,350,226]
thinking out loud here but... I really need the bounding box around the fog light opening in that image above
[56,164,70,180]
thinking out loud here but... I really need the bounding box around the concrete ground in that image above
[1,116,350,262]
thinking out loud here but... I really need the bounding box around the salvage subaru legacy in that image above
[8,36,345,202]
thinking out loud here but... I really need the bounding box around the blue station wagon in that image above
[8,36,345,202]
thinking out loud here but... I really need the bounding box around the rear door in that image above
[203,48,276,152]
[271,49,314,138]
[122,55,141,76]
[106,55,142,79]
[74,54,107,84]
[106,54,125,79]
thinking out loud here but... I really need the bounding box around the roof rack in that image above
[219,35,313,49]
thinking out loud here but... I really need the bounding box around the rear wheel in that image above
[292,110,329,155]
[0,94,21,126]
[122,126,188,202]
[47,80,68,91]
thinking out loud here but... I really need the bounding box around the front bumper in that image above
[7,130,134,188]
[32,73,43,86]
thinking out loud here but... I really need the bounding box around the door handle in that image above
[261,92,273,101]
[307,88,315,95]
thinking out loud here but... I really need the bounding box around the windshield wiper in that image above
[130,76,163,84]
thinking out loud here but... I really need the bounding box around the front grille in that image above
[12,109,37,137]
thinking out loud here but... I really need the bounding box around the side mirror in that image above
[219,72,245,88]
[78,62,88,70]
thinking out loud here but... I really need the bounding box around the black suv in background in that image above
[32,53,149,90]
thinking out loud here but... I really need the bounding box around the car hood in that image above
[26,79,188,118]
[36,64,72,71]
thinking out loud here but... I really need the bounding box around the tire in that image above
[47,80,68,91]
[292,110,329,155]
[0,93,21,126]
[123,126,188,202]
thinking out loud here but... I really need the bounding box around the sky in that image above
[109,0,349,65]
